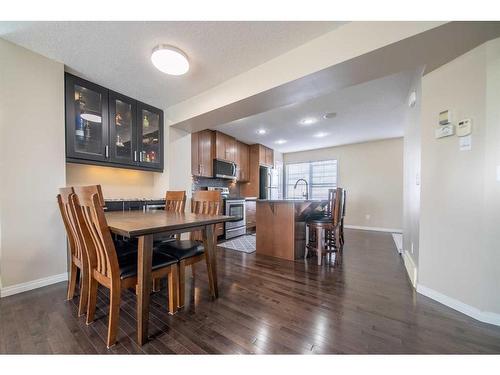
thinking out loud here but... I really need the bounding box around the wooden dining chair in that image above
[305,187,344,265]
[157,190,221,308]
[71,185,178,348]
[57,187,89,316]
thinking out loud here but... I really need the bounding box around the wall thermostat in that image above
[435,124,455,139]
[439,110,452,125]
[457,118,472,136]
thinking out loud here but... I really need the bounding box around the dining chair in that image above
[72,185,178,348]
[157,190,221,308]
[57,187,89,316]
[152,190,188,292]
[305,187,344,265]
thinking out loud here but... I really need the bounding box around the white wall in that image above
[401,68,424,284]
[284,138,404,231]
[418,38,500,322]
[0,38,66,291]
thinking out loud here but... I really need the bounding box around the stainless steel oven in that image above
[224,198,246,239]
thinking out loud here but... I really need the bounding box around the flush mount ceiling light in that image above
[313,132,329,138]
[151,45,189,76]
[274,139,287,145]
[300,117,318,126]
[80,112,102,123]
[256,129,267,135]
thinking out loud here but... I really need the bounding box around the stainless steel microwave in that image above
[213,159,237,179]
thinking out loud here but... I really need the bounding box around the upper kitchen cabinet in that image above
[215,131,236,162]
[137,102,163,169]
[258,144,274,167]
[65,73,164,172]
[65,74,109,162]
[108,91,137,166]
[236,141,250,182]
[191,129,215,177]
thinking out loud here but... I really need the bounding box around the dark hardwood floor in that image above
[1,229,500,354]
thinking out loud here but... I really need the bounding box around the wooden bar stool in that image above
[305,187,344,265]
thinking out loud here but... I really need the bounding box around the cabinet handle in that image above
[134,151,137,162]
[140,152,143,162]
[105,145,109,158]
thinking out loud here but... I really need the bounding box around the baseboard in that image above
[416,284,500,327]
[0,272,68,298]
[344,225,403,233]
[401,251,417,288]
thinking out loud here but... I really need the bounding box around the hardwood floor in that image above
[1,229,500,354]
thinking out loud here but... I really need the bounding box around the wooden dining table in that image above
[105,210,235,345]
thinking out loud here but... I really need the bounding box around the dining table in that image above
[105,209,235,345]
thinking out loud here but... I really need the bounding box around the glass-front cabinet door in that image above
[108,91,137,166]
[65,74,108,161]
[137,102,163,169]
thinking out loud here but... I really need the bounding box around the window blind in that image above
[285,160,338,199]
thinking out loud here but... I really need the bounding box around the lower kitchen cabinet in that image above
[246,200,256,230]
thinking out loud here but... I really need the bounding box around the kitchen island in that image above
[256,199,328,260]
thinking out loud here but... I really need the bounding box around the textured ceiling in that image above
[0,21,344,109]
[215,70,414,153]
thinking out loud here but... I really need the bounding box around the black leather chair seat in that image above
[113,238,138,257]
[118,251,177,280]
[156,240,205,261]
[306,216,333,224]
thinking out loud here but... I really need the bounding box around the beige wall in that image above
[66,163,157,199]
[418,38,500,319]
[284,138,404,230]
[0,39,66,289]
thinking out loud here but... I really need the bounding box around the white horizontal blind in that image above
[285,160,338,199]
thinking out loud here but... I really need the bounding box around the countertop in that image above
[257,199,327,203]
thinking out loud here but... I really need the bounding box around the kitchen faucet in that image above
[293,178,309,200]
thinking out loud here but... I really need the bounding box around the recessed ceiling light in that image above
[323,112,337,119]
[151,45,189,76]
[313,132,329,138]
[256,129,267,135]
[274,139,287,145]
[300,117,318,126]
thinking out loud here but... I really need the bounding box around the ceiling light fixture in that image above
[274,139,287,145]
[313,132,329,138]
[256,129,267,135]
[151,45,190,76]
[300,117,318,126]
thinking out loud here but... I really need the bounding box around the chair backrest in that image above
[190,190,221,241]
[191,190,221,215]
[331,187,344,227]
[165,190,186,213]
[341,189,347,219]
[57,187,82,262]
[72,185,119,280]
[326,188,336,218]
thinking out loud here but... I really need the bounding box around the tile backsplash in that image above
[192,176,240,196]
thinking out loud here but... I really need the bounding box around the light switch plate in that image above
[496,166,500,182]
[435,124,455,139]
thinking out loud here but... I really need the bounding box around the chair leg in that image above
[304,225,309,259]
[78,266,89,317]
[316,227,323,266]
[177,260,186,308]
[168,265,178,315]
[107,283,121,348]
[67,262,78,300]
[152,278,161,292]
[86,278,98,325]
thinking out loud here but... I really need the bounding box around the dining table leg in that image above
[202,224,218,298]
[137,234,153,346]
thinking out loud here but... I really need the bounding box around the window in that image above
[285,160,338,199]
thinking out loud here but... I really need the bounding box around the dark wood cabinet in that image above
[191,129,215,177]
[65,74,109,162]
[235,141,250,182]
[257,144,273,167]
[246,200,256,229]
[215,131,236,162]
[65,73,163,172]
